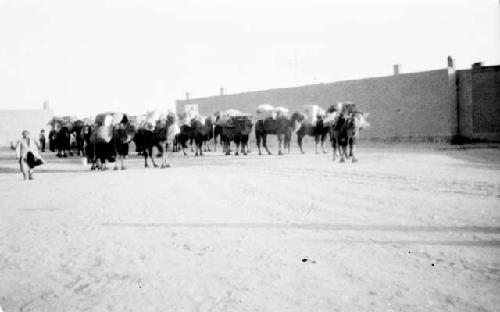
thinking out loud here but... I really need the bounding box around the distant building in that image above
[0,101,54,147]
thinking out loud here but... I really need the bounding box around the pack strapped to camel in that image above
[49,116,76,130]
[216,109,250,127]
[303,105,325,127]
[275,106,289,117]
[256,104,276,120]
[93,112,124,143]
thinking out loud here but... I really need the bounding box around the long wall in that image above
[177,69,458,141]
[177,65,500,142]
[0,109,54,147]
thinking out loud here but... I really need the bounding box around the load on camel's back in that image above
[217,109,253,156]
[328,101,370,163]
[255,104,293,155]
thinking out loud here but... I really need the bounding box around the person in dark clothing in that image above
[49,128,56,152]
[39,129,46,152]
[113,114,131,170]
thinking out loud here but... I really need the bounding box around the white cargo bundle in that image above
[275,106,289,117]
[256,104,275,120]
[103,115,113,127]
[323,111,339,126]
[111,112,124,125]
[225,109,250,117]
[193,114,206,125]
[303,105,322,126]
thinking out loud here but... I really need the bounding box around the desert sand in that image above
[1,142,499,312]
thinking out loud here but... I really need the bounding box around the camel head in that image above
[166,112,178,126]
[326,104,338,114]
[290,111,305,133]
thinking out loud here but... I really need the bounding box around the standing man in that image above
[39,129,46,152]
[15,130,44,180]
[49,126,56,152]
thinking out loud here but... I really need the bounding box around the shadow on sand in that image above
[0,166,87,174]
[99,222,500,234]
[99,222,500,247]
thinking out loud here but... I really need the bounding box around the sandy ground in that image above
[0,141,499,312]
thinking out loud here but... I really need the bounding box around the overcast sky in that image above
[0,0,498,117]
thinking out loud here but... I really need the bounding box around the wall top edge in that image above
[176,68,452,103]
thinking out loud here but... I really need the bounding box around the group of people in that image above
[13,102,369,180]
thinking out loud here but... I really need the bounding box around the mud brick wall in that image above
[177,69,458,141]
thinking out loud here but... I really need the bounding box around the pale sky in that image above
[0,0,499,117]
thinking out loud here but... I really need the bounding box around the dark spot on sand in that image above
[302,258,316,263]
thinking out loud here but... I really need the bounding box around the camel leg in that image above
[161,143,171,168]
[144,150,149,167]
[235,142,240,156]
[256,134,262,155]
[322,134,328,153]
[278,143,284,155]
[351,146,357,162]
[339,145,347,163]
[151,154,158,168]
[156,144,163,158]
[95,158,102,170]
[350,138,357,162]
[298,134,305,154]
[182,144,188,156]
[277,134,283,155]
[263,135,271,155]
[332,141,338,161]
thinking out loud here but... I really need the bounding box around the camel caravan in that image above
[46,102,369,170]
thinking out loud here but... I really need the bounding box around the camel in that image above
[290,106,330,154]
[328,102,370,162]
